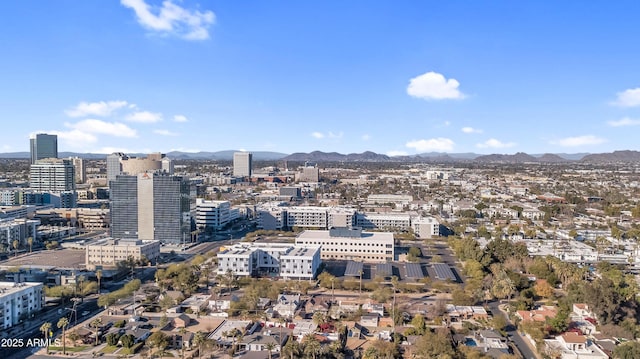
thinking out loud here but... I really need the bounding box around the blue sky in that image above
[1,1,640,155]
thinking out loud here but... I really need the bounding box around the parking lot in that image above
[0,249,86,269]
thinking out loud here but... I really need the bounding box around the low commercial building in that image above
[0,282,44,330]
[295,227,395,263]
[85,238,160,269]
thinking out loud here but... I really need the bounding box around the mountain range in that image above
[1,150,640,163]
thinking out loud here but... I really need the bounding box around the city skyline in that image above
[2,1,640,155]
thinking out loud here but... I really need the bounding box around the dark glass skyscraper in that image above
[30,133,58,164]
[110,173,192,244]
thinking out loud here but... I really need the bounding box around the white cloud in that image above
[462,126,482,134]
[311,131,343,139]
[153,129,178,136]
[173,115,188,122]
[65,119,138,138]
[611,88,640,107]
[405,138,455,152]
[607,117,640,127]
[476,138,516,149]
[121,0,215,40]
[550,135,606,147]
[387,150,408,157]
[127,111,163,123]
[65,100,129,117]
[407,71,465,100]
[361,134,371,141]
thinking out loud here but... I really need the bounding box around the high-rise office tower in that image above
[106,153,128,183]
[70,157,86,184]
[233,152,253,177]
[29,158,75,192]
[110,173,192,244]
[30,133,58,164]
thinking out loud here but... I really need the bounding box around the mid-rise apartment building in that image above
[217,242,321,280]
[367,194,413,206]
[0,282,44,330]
[356,213,412,231]
[0,218,40,248]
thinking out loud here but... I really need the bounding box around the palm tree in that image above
[179,327,187,359]
[57,317,69,355]
[193,331,206,358]
[40,322,52,354]
[91,318,102,346]
[282,337,301,359]
[12,239,19,257]
[265,342,276,359]
[303,334,321,359]
[96,269,102,295]
[27,236,33,253]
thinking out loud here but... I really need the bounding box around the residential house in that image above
[360,314,379,328]
[544,332,609,359]
[273,293,301,319]
[516,305,558,323]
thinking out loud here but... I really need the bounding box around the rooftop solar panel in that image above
[433,263,456,281]
[405,263,424,279]
[345,260,364,277]
[376,263,392,277]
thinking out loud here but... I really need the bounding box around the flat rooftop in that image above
[283,246,320,257]
[297,229,394,242]
[0,282,42,296]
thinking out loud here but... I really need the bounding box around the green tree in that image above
[282,337,301,359]
[409,314,427,335]
[40,322,52,354]
[193,331,206,358]
[303,334,322,359]
[265,342,276,359]
[613,341,640,359]
[91,318,102,346]
[106,333,120,346]
[96,269,102,295]
[147,331,169,357]
[120,334,135,348]
[57,317,69,355]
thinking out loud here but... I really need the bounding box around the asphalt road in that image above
[487,301,539,359]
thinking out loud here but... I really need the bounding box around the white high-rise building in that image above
[196,199,231,231]
[29,158,75,192]
[233,152,253,177]
[70,156,86,184]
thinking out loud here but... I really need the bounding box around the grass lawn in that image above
[120,342,144,354]
[100,345,119,354]
[49,345,88,352]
